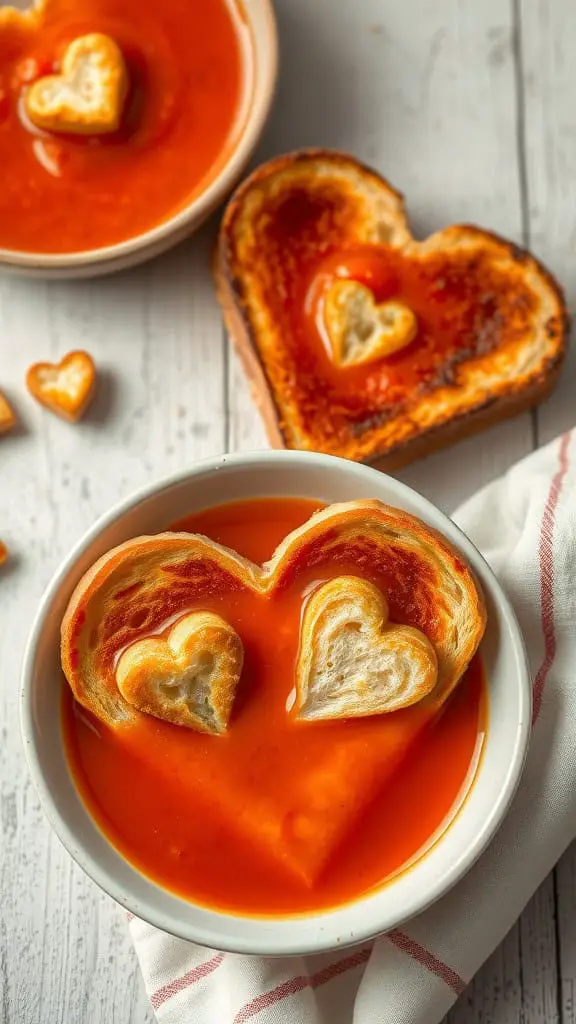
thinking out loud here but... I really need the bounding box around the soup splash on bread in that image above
[61,498,487,914]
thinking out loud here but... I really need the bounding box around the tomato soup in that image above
[62,497,486,916]
[0,0,245,252]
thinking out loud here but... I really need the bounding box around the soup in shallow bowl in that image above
[21,451,530,955]
[0,0,276,276]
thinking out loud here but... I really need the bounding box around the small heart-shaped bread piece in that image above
[294,576,438,720]
[324,281,417,367]
[0,391,16,434]
[25,33,128,135]
[26,350,96,421]
[116,612,244,734]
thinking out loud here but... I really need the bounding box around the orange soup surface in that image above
[0,0,244,252]
[63,497,487,915]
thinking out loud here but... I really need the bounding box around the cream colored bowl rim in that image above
[0,0,277,271]
[20,450,531,955]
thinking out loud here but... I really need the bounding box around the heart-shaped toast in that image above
[294,576,437,720]
[216,150,568,466]
[116,612,244,734]
[61,500,485,883]
[25,33,128,135]
[26,350,96,421]
[324,281,417,367]
[0,391,16,434]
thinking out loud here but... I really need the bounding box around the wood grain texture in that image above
[519,3,576,1023]
[0,231,224,1024]
[1,0,573,1021]
[519,0,576,449]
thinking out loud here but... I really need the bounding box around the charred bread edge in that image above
[215,149,570,465]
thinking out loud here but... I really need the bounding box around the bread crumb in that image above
[0,391,16,434]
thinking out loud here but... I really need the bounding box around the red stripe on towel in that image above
[532,432,571,723]
[387,929,466,995]
[151,953,224,1010]
[232,946,372,1023]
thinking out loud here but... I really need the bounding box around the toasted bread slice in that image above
[216,150,568,466]
[61,531,258,727]
[272,500,485,708]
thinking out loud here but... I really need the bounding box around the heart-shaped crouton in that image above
[26,350,96,421]
[324,281,417,367]
[294,576,438,720]
[216,150,568,466]
[116,612,244,734]
[0,391,16,434]
[25,33,128,135]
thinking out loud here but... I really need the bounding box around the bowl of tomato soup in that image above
[21,451,530,954]
[0,0,276,276]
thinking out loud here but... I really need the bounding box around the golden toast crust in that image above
[61,499,485,729]
[215,149,568,465]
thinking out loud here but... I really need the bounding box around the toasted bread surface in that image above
[294,576,438,720]
[26,350,96,422]
[25,33,128,135]
[61,499,485,729]
[116,611,244,733]
[216,150,568,464]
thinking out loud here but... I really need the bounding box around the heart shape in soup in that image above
[61,499,485,884]
[25,33,128,134]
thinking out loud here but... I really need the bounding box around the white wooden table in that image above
[2,0,575,1020]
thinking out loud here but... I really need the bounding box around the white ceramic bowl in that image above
[1,0,277,279]
[21,451,531,955]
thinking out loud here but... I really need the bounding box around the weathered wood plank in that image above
[520,0,576,447]
[518,876,561,1024]
[556,842,576,1024]
[0,227,225,1023]
[519,1,576,1021]
[448,925,523,1024]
